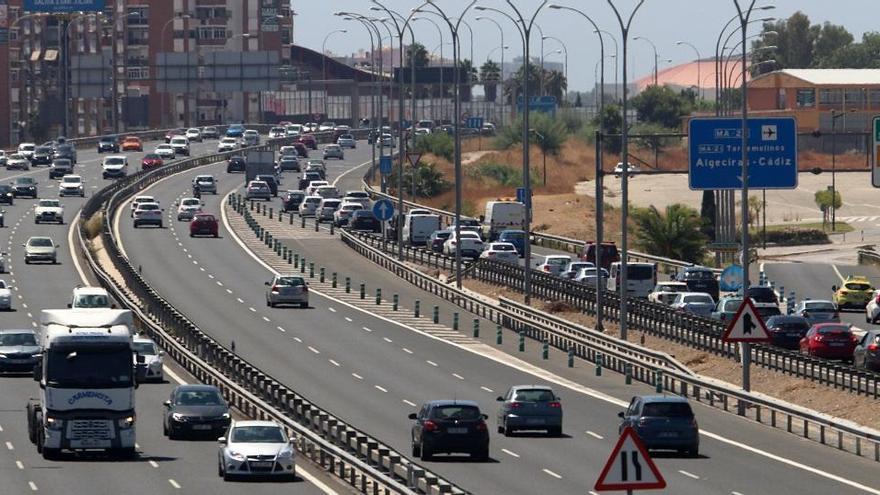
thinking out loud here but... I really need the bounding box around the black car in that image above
[255,174,279,196]
[409,400,490,461]
[298,171,323,191]
[97,135,119,153]
[282,190,305,212]
[54,144,77,164]
[31,146,53,166]
[163,384,231,439]
[11,178,37,198]
[349,210,381,232]
[618,395,699,457]
[49,158,73,179]
[745,285,778,305]
[226,155,246,173]
[0,185,13,205]
[675,266,720,301]
[765,315,810,350]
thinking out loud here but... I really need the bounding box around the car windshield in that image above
[46,346,132,388]
[684,269,715,280]
[276,277,305,286]
[231,426,286,443]
[0,333,37,346]
[817,325,850,334]
[844,282,871,291]
[0,281,6,289]
[659,284,686,292]
[172,138,187,144]
[747,287,777,303]
[74,294,110,308]
[145,154,160,160]
[805,302,835,311]
[683,294,713,304]
[431,405,481,420]
[629,265,655,279]
[177,389,224,406]
[139,204,159,211]
[195,215,215,222]
[723,299,743,311]
[547,257,569,266]
[197,176,214,183]
[769,318,809,331]
[512,389,555,402]
[35,146,52,153]
[105,158,124,165]
[62,177,80,184]
[16,178,34,185]
[641,402,694,418]
[28,238,53,247]
[132,342,157,355]
[38,200,59,207]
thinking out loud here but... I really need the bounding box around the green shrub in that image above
[755,229,829,246]
[493,113,569,155]
[388,162,451,198]
[413,132,454,161]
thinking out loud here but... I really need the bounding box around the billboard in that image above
[24,0,105,13]
[260,0,279,32]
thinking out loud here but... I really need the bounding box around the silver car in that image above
[671,292,716,318]
[796,300,840,325]
[218,421,295,481]
[0,279,11,310]
[23,236,58,264]
[323,144,344,160]
[336,134,357,149]
[265,275,309,308]
[246,180,272,201]
[132,336,164,382]
[0,329,40,372]
[496,385,563,436]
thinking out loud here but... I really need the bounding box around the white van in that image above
[402,213,441,245]
[607,262,657,298]
[483,200,525,240]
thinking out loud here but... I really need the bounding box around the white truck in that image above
[402,213,441,246]
[483,200,525,241]
[27,309,141,460]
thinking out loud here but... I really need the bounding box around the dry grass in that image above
[83,212,105,240]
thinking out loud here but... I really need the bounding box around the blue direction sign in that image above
[467,117,484,129]
[720,264,744,292]
[372,199,395,222]
[25,0,105,12]
[688,117,797,190]
[379,156,393,175]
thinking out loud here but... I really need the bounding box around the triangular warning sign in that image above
[406,153,422,168]
[594,426,666,491]
[722,298,772,343]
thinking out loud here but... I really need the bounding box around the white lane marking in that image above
[15,460,23,470]
[199,267,205,271]
[352,373,363,380]
[217,281,224,286]
[452,373,464,380]
[402,348,413,354]
[221,186,880,495]
[208,274,214,279]
[0,424,4,431]
[308,346,320,354]
[331,157,373,187]
[249,307,256,312]
[28,481,37,492]
[383,337,393,343]
[277,326,286,333]
[362,327,372,332]
[226,289,233,294]
[5,441,13,450]
[164,366,187,385]
[426,360,438,367]
[679,470,701,480]
[542,469,562,479]
[168,479,181,489]
[731,492,745,495]
[480,386,494,393]
[831,264,845,283]
[262,316,270,322]
[21,303,27,309]
[236,298,244,303]
[345,317,352,322]
[502,448,520,458]
[328,307,336,312]
[293,337,303,343]
[328,359,340,367]
[149,460,160,468]
[403,399,417,407]
[586,431,604,440]
[374,385,388,393]
[30,322,36,328]
[26,312,32,318]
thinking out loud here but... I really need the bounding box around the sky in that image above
[290,0,878,92]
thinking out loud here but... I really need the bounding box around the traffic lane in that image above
[125,168,880,495]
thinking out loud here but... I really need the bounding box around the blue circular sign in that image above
[720,264,744,292]
[372,199,395,222]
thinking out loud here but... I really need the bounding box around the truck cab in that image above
[483,200,525,241]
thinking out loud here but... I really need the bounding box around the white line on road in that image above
[426,360,438,367]
[586,431,604,440]
[362,327,372,332]
[277,326,286,332]
[262,316,270,322]
[293,337,303,343]
[452,373,464,380]
[542,469,562,479]
[731,492,745,495]
[352,373,363,380]
[374,385,388,393]
[226,289,233,294]
[402,348,413,354]
[5,441,13,450]
[149,460,159,468]
[217,281,224,286]
[15,460,23,470]
[345,317,352,322]
[480,386,494,393]
[28,481,37,491]
[168,479,181,489]
[308,346,320,354]
[383,337,393,343]
[403,399,417,407]
[249,307,256,312]
[236,297,244,303]
[831,264,846,283]
[328,307,336,312]
[328,359,340,367]
[679,470,701,480]
[501,448,520,458]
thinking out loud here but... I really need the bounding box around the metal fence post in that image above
[625,364,633,385]
[393,294,399,311]
[453,313,459,331]
[414,300,420,318]
[432,306,439,324]
[332,272,337,288]
[375,288,382,305]
[655,370,663,393]
[567,348,574,368]
[473,319,479,338]
[496,324,503,344]
[542,340,549,360]
[596,354,603,376]
[359,283,366,299]
[519,332,525,352]
[345,277,351,293]
[319,267,325,283]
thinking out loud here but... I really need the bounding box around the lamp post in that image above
[161,13,192,128]
[675,40,702,99]
[633,35,658,86]
[606,0,647,341]
[322,29,347,117]
[597,30,619,101]
[63,12,102,137]
[542,35,568,94]
[530,129,547,185]
[338,13,384,131]
[475,16,506,127]
[340,15,379,187]
[413,16,445,122]
[7,13,48,144]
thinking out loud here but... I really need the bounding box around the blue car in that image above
[226,124,245,138]
[618,395,699,457]
[497,229,526,257]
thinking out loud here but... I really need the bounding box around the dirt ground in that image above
[463,279,879,430]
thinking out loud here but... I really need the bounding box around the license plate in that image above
[829,342,845,347]
[71,439,110,448]
[250,461,274,468]
[658,432,679,438]
[7,359,31,364]
[526,418,545,425]
[447,427,467,434]
[192,424,212,430]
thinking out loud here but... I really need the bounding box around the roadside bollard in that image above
[542,340,549,360]
[294,253,300,268]
[453,313,459,331]
[269,207,273,219]
[596,354,603,376]
[473,319,480,338]
[496,325,503,344]
[375,288,382,305]
[345,277,351,293]
[655,370,664,393]
[314,219,320,232]
[301,216,306,228]
[432,306,439,324]
[309,263,315,279]
[414,300,420,318]
[359,283,366,299]
[289,213,294,225]
[287,251,292,264]
[779,285,785,303]
[249,200,254,211]
[300,258,306,274]
[330,223,335,235]
[625,364,633,385]
[320,267,325,283]
[332,272,337,288]
[279,211,283,223]
[518,331,525,352]
[567,348,574,368]
[393,294,399,311]
[282,246,288,258]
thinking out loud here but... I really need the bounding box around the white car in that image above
[6,153,30,170]
[304,122,318,133]
[131,196,158,217]
[170,136,190,156]
[336,134,357,149]
[314,185,340,199]
[58,174,84,197]
[575,267,608,287]
[34,199,64,224]
[534,255,571,276]
[0,279,11,310]
[671,292,716,318]
[648,281,690,305]
[560,261,595,280]
[69,286,112,308]
[333,202,363,226]
[176,197,203,221]
[192,175,217,194]
[443,231,484,258]
[132,202,163,228]
[18,142,36,161]
[380,133,395,148]
[133,336,164,382]
[299,195,322,217]
[218,420,295,481]
[479,242,519,263]
[185,128,203,142]
[316,198,342,223]
[269,127,286,139]
[613,162,639,176]
[305,181,329,196]
[318,122,336,132]
[866,290,880,324]
[342,194,370,210]
[217,137,239,152]
[23,236,58,264]
[155,144,176,159]
[285,124,303,137]
[102,155,129,179]
[242,130,260,146]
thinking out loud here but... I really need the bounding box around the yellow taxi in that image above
[832,276,874,309]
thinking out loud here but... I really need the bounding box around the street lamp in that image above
[475,15,506,127]
[633,35,659,86]
[530,128,547,185]
[161,13,192,128]
[413,16,445,122]
[7,12,48,144]
[542,35,568,96]
[675,40,702,99]
[322,29,348,117]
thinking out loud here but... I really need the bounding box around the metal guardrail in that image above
[77,138,466,495]
[858,249,880,266]
[338,229,880,463]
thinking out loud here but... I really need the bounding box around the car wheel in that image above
[163,420,168,436]
[473,448,489,462]
[503,421,513,437]
[411,440,421,457]
[267,299,274,308]
[159,221,164,228]
[300,302,308,309]
[420,441,432,461]
[497,425,505,434]
[549,426,563,437]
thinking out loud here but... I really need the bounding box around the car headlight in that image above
[221,413,231,420]
[118,415,136,429]
[0,353,6,358]
[277,448,294,459]
[227,450,246,462]
[172,413,185,422]
[46,416,63,430]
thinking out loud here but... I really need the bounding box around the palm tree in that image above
[542,69,567,103]
[479,60,501,102]
[405,42,429,67]
[632,204,708,263]
[458,58,478,102]
[502,63,542,105]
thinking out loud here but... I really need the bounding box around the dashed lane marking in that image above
[679,470,701,480]
[277,326,286,333]
[586,431,604,440]
[352,373,363,380]
[480,386,494,393]
[328,359,340,367]
[15,460,23,470]
[426,360,438,367]
[452,373,464,380]
[502,449,520,458]
[403,399,417,407]
[308,346,320,354]
[168,479,181,489]
[28,481,37,491]
[149,460,160,468]
[542,469,562,479]
[402,348,413,354]
[374,385,388,393]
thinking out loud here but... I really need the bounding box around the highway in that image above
[0,139,330,494]
[112,138,880,494]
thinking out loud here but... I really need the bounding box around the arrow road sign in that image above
[379,156,393,175]
[594,426,666,491]
[723,298,772,343]
[372,198,394,222]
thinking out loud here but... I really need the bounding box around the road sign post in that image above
[406,153,423,200]
[872,117,880,187]
[372,199,394,222]
[379,156,393,176]
[594,426,666,492]
[723,298,772,404]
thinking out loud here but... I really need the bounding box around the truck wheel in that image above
[42,447,60,461]
[26,404,37,443]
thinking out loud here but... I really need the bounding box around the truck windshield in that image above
[46,346,132,388]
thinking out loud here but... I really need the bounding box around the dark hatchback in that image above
[54,144,77,164]
[97,135,119,153]
[427,230,452,252]
[0,330,41,372]
[278,155,300,172]
[409,400,489,461]
[163,384,231,439]
[619,395,699,457]
[12,177,37,198]
[299,171,323,191]
[0,185,15,204]
[282,190,305,212]
[765,315,810,350]
[255,174,279,196]
[349,210,381,232]
[854,330,880,371]
[226,155,246,173]
[32,146,53,166]
[675,266,720,301]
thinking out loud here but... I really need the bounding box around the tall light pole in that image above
[64,12,102,137]
[675,40,702,99]
[322,29,347,117]
[338,12,384,130]
[534,22,545,96]
[161,13,191,128]
[340,15,379,186]
[633,35,658,86]
[413,16,444,122]
[607,0,647,341]
[597,29,619,101]
[542,35,568,97]
[475,15,506,127]
[7,13,47,144]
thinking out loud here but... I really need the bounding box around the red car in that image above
[141,153,164,171]
[299,134,317,150]
[291,142,309,157]
[189,213,219,238]
[799,323,858,361]
[165,128,186,143]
